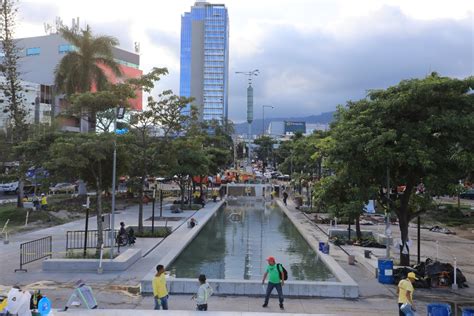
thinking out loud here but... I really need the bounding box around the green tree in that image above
[254,136,275,167]
[54,25,122,131]
[167,138,209,209]
[326,73,474,265]
[0,0,27,142]
[46,133,129,253]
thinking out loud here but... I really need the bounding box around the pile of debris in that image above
[429,225,456,235]
[394,258,468,288]
[329,236,386,248]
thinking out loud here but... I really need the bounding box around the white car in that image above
[49,183,76,194]
[0,181,19,194]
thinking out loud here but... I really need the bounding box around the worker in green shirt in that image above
[261,256,284,309]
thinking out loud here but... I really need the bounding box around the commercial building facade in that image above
[15,33,142,132]
[180,1,229,123]
[0,77,51,132]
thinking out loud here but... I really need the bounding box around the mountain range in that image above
[232,111,335,135]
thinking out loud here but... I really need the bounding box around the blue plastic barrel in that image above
[319,242,325,251]
[322,243,330,254]
[427,303,451,316]
[462,307,474,316]
[377,259,394,284]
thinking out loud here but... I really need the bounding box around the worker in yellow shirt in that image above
[40,193,48,210]
[152,264,169,310]
[397,272,418,316]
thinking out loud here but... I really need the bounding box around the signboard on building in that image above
[284,121,306,134]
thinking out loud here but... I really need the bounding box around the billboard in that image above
[284,121,306,134]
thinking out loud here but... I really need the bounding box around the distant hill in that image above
[233,111,335,135]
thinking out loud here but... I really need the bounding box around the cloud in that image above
[228,6,474,122]
[17,1,59,24]
[145,29,180,57]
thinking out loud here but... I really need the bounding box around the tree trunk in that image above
[16,178,24,208]
[397,182,414,266]
[398,213,410,266]
[96,176,103,256]
[180,179,185,210]
[355,215,362,240]
[138,175,145,234]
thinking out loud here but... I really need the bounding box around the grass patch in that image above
[0,204,65,227]
[65,249,119,259]
[424,204,474,227]
[134,227,171,238]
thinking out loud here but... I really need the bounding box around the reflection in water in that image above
[167,200,335,281]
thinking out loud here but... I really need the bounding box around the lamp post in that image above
[262,105,274,136]
[110,106,125,259]
[236,69,259,166]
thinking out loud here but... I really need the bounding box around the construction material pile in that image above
[393,258,468,288]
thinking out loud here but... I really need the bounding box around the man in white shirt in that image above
[193,274,213,311]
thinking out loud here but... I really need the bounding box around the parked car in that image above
[0,181,19,194]
[460,189,474,200]
[49,183,76,194]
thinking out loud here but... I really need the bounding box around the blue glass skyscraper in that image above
[180,2,229,123]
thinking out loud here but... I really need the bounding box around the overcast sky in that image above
[17,0,474,122]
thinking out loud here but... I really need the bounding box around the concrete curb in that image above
[42,248,142,272]
[141,201,225,292]
[275,200,359,298]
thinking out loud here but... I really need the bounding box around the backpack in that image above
[277,263,288,281]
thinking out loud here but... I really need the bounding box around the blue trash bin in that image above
[319,241,325,252]
[377,259,394,284]
[322,243,330,254]
[427,303,451,316]
[461,307,474,316]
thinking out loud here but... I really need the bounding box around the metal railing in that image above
[66,230,117,251]
[15,236,52,272]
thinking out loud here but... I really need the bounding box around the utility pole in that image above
[110,107,125,259]
[385,166,391,259]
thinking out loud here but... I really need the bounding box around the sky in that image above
[16,0,474,122]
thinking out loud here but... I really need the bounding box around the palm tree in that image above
[54,25,122,132]
[54,25,122,95]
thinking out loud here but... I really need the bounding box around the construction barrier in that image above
[15,236,52,272]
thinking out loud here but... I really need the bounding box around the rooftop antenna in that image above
[43,23,52,35]
[54,16,63,33]
[134,42,140,54]
[71,17,80,33]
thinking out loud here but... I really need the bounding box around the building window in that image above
[26,47,40,56]
[58,44,76,54]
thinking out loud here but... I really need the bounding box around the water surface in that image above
[168,200,335,281]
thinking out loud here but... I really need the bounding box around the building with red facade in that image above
[15,32,142,132]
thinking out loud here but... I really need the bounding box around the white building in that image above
[0,76,51,132]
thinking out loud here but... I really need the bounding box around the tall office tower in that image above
[180,2,229,123]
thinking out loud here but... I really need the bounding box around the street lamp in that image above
[262,105,274,136]
[110,106,125,259]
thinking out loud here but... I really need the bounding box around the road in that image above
[0,192,16,204]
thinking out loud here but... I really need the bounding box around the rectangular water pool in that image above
[168,200,336,281]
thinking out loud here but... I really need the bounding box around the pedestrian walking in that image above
[261,256,284,309]
[192,274,213,311]
[397,272,418,316]
[152,264,169,310]
[32,195,40,211]
[283,191,288,205]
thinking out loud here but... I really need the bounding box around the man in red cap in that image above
[261,256,284,309]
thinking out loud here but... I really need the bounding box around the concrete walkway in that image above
[62,311,332,316]
[0,200,223,286]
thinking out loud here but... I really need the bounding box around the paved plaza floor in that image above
[1,195,473,315]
